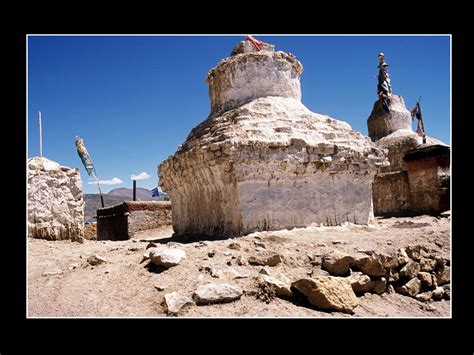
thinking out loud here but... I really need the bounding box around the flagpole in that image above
[95,176,105,208]
[39,111,43,159]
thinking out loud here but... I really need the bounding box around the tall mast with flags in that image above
[75,136,104,207]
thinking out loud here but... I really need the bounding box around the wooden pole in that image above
[39,111,43,159]
[133,180,137,201]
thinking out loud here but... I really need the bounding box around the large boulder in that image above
[149,248,186,268]
[193,283,243,305]
[159,40,387,238]
[28,157,84,242]
[292,276,358,312]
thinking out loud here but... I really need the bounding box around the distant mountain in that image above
[84,187,169,221]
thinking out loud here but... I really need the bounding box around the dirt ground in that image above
[27,214,451,318]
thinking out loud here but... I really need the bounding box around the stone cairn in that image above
[159,40,388,238]
[28,157,84,242]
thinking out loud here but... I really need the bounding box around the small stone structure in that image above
[404,145,450,215]
[97,201,172,240]
[159,40,387,238]
[28,157,84,242]
[368,94,450,216]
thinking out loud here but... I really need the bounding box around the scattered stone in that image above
[149,248,186,268]
[371,278,388,295]
[417,272,434,287]
[415,291,432,302]
[260,274,292,297]
[321,251,355,276]
[248,252,282,267]
[434,240,444,248]
[87,255,107,266]
[228,243,241,250]
[155,285,167,291]
[431,287,445,301]
[386,284,395,294]
[317,243,328,248]
[254,240,266,249]
[396,278,421,297]
[146,242,157,250]
[436,267,450,286]
[397,248,410,266]
[164,292,194,314]
[355,255,386,277]
[259,267,270,275]
[195,241,207,248]
[105,270,110,274]
[42,269,63,276]
[224,251,231,256]
[228,267,251,279]
[332,240,345,245]
[406,245,426,261]
[399,261,420,279]
[226,260,232,266]
[236,256,247,266]
[208,250,216,258]
[378,252,399,270]
[419,258,437,272]
[292,277,358,313]
[387,269,399,282]
[193,283,243,305]
[442,284,450,300]
[348,272,372,293]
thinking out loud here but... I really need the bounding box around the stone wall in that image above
[404,146,450,215]
[97,201,172,240]
[373,171,411,216]
[28,157,84,242]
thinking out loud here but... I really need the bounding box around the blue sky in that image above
[27,35,450,194]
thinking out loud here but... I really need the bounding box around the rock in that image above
[28,157,84,242]
[68,263,79,271]
[259,267,270,275]
[431,287,445,301]
[208,250,216,258]
[371,278,387,295]
[195,241,207,248]
[355,255,386,277]
[387,284,395,294]
[149,248,186,268]
[399,261,420,279]
[228,267,251,279]
[417,272,434,288]
[254,240,266,249]
[236,256,247,266]
[42,269,63,276]
[348,272,372,293]
[349,272,386,294]
[164,292,194,314]
[442,284,450,300]
[396,278,421,297]
[332,240,345,245]
[224,251,232,256]
[415,291,432,302]
[292,277,358,313]
[87,255,107,266]
[193,283,243,305]
[260,274,292,297]
[158,40,387,239]
[146,242,157,249]
[248,252,282,267]
[378,252,399,270]
[406,245,426,261]
[321,251,356,276]
[387,269,399,282]
[228,243,241,250]
[155,285,167,291]
[436,267,450,285]
[397,248,411,266]
[419,258,437,272]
